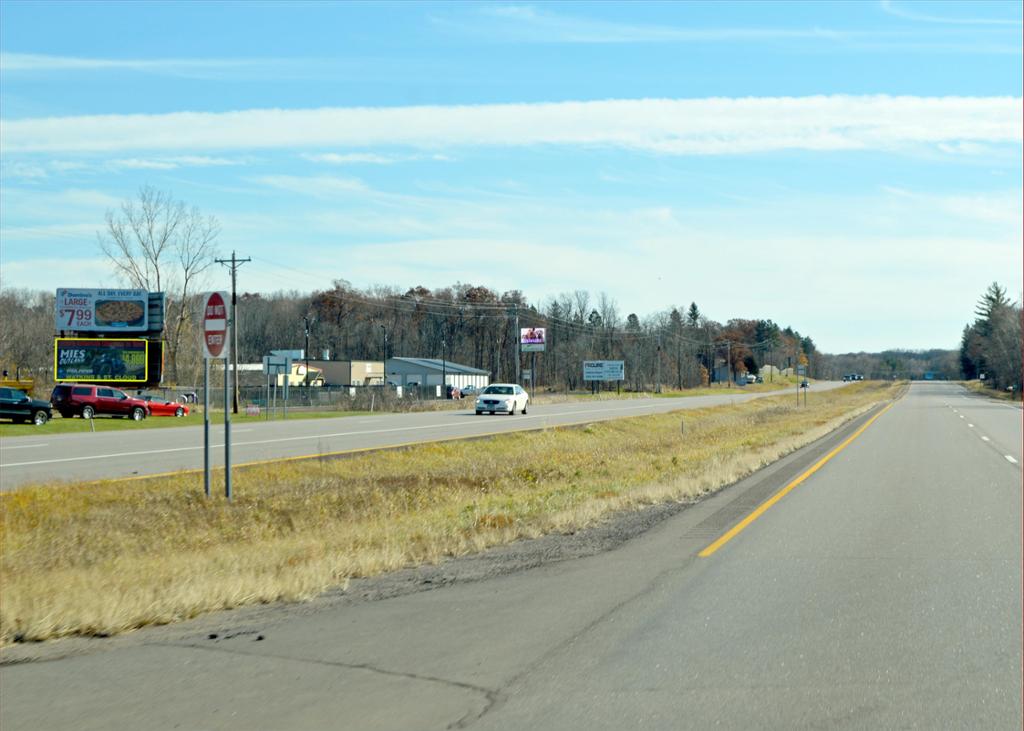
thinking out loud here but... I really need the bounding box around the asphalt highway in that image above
[0,382,845,490]
[1,383,1019,730]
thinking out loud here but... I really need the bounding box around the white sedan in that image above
[475,384,530,415]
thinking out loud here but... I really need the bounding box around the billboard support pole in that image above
[204,357,210,497]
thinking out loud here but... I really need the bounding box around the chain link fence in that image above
[158,384,463,415]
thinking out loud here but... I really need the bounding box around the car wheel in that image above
[508,403,516,415]
[32,410,49,426]
[130,407,145,421]
[81,405,95,420]
[521,401,527,414]
[476,410,482,415]
[175,407,184,417]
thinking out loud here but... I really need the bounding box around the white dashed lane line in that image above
[955,409,1018,466]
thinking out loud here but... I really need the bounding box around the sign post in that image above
[203,358,210,497]
[203,292,230,500]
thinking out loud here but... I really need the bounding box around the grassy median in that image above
[1,381,900,644]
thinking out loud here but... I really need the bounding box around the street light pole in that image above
[442,336,447,399]
[303,316,311,387]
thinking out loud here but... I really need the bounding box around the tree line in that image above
[959,282,1023,393]
[0,279,824,392]
[232,281,822,391]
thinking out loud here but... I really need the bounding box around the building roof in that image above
[387,357,489,376]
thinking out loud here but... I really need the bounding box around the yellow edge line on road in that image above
[698,400,896,558]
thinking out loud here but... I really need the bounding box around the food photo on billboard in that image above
[55,288,149,332]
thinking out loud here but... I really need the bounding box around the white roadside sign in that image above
[583,360,625,381]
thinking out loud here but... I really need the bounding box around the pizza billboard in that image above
[55,288,149,332]
[54,338,149,383]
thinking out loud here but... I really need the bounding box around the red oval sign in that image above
[203,292,228,359]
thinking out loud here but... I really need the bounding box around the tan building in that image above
[307,360,384,386]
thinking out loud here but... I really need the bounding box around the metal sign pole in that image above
[224,354,232,500]
[203,357,210,497]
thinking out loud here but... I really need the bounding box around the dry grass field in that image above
[0,381,900,644]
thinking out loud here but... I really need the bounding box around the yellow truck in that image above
[1,366,35,396]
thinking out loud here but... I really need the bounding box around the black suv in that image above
[0,387,52,425]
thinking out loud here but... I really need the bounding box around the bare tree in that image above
[0,288,56,387]
[98,186,220,382]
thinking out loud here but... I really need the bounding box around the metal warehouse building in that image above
[385,358,489,390]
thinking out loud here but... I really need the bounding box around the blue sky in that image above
[1,0,1021,353]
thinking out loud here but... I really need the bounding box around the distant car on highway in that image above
[800,380,810,389]
[460,385,481,396]
[141,396,189,417]
[50,384,150,421]
[475,383,529,415]
[0,387,52,425]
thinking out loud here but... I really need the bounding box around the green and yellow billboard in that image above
[54,338,149,383]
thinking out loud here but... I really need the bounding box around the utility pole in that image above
[513,303,520,385]
[656,333,662,393]
[726,340,732,388]
[303,316,311,387]
[216,250,251,414]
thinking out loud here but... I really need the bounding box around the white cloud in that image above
[0,52,307,80]
[0,222,100,241]
[879,0,1021,26]
[112,158,179,170]
[302,152,399,165]
[467,5,848,43]
[0,257,119,290]
[110,155,246,170]
[1,162,48,179]
[2,96,1019,156]
[249,175,370,198]
[434,4,1021,52]
[881,186,1023,226]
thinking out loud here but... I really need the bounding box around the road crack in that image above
[147,640,502,730]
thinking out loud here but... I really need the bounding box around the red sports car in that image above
[142,396,190,417]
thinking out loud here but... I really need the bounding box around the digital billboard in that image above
[55,289,149,332]
[54,339,149,383]
[520,327,546,352]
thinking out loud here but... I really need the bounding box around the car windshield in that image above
[483,386,513,395]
